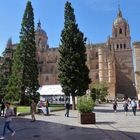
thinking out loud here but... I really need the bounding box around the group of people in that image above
[113,98,139,116]
[0,98,71,139]
[30,99,50,122]
[0,99,50,139]
[36,100,50,115]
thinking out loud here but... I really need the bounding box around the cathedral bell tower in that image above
[112,8,130,50]
[109,8,136,98]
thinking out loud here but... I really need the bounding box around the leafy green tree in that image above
[58,1,91,109]
[6,1,39,104]
[0,45,13,100]
[90,82,108,102]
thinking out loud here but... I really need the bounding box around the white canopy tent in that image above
[38,85,72,104]
[38,85,64,96]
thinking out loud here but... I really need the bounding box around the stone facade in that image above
[133,42,140,99]
[0,9,136,99]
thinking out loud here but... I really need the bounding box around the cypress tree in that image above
[58,1,91,109]
[6,1,39,104]
[0,42,13,100]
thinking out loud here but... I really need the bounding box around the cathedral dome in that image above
[113,9,127,27]
[114,17,127,26]
[35,20,47,36]
[36,28,47,36]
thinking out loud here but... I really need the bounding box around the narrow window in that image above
[124,44,126,49]
[120,44,122,49]
[119,28,122,34]
[95,52,98,58]
[117,44,119,49]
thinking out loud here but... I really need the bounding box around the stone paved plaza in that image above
[0,103,140,140]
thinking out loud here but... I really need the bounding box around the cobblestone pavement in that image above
[0,103,140,140]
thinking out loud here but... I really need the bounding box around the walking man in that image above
[0,102,15,139]
[30,100,36,122]
[65,99,70,117]
[131,99,137,116]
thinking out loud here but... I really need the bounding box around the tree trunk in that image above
[20,87,26,105]
[72,95,76,110]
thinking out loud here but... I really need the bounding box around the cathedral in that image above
[0,8,137,99]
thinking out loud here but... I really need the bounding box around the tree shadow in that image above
[44,113,60,116]
[0,117,140,140]
[96,121,116,125]
[93,108,125,113]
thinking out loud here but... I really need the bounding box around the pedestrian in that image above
[65,99,70,117]
[113,100,118,112]
[0,102,15,139]
[131,99,137,116]
[123,100,129,115]
[30,100,36,122]
[46,99,49,115]
[138,100,140,110]
[37,100,44,114]
[1,100,5,117]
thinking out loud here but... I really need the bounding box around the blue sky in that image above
[0,0,140,55]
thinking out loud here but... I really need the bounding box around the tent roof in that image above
[38,85,64,95]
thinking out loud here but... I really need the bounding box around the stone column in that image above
[98,48,104,82]
[133,42,140,99]
[107,52,116,100]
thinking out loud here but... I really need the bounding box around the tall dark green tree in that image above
[6,1,39,104]
[58,1,91,109]
[0,40,13,100]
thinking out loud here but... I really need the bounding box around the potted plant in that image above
[77,95,95,124]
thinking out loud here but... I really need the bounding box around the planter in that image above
[78,112,96,124]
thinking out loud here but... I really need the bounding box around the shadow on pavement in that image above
[96,121,116,125]
[0,117,140,140]
[44,113,60,116]
[94,108,125,113]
